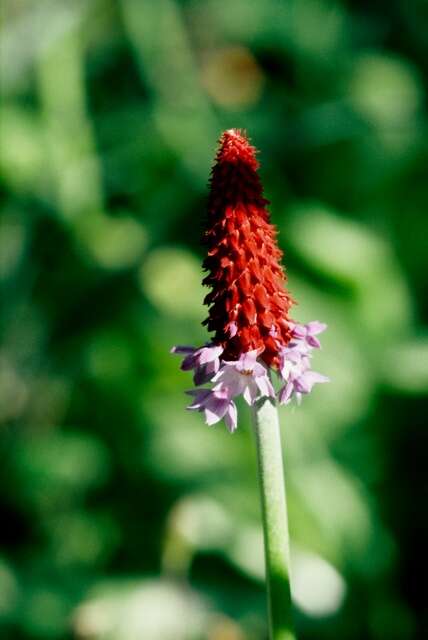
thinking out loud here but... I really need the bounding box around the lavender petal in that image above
[224,401,238,433]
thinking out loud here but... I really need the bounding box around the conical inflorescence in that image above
[202,129,293,367]
[171,130,328,432]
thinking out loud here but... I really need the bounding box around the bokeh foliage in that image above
[1,1,427,639]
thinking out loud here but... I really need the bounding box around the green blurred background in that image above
[1,1,427,638]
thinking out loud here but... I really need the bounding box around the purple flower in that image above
[279,346,310,381]
[171,321,328,430]
[294,370,329,393]
[186,388,238,432]
[171,344,223,385]
[211,350,275,406]
[289,321,327,350]
[278,340,329,406]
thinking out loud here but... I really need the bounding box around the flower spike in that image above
[203,129,294,367]
[172,130,328,431]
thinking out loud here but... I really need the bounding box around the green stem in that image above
[251,397,296,640]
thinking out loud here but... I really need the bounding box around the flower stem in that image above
[251,397,296,640]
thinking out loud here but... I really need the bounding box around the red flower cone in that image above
[202,129,294,367]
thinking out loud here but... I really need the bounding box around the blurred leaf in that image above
[12,430,110,508]
[73,578,208,640]
[139,247,205,321]
[381,338,428,393]
[291,548,346,618]
[0,558,19,621]
[285,203,413,337]
[0,106,47,194]
[348,53,423,128]
[78,213,147,270]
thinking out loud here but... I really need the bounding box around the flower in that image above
[289,321,327,350]
[186,388,238,432]
[277,322,329,405]
[202,129,294,368]
[171,130,329,431]
[211,350,275,406]
[184,350,274,431]
[171,344,223,385]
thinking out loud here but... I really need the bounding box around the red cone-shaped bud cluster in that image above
[202,129,294,368]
